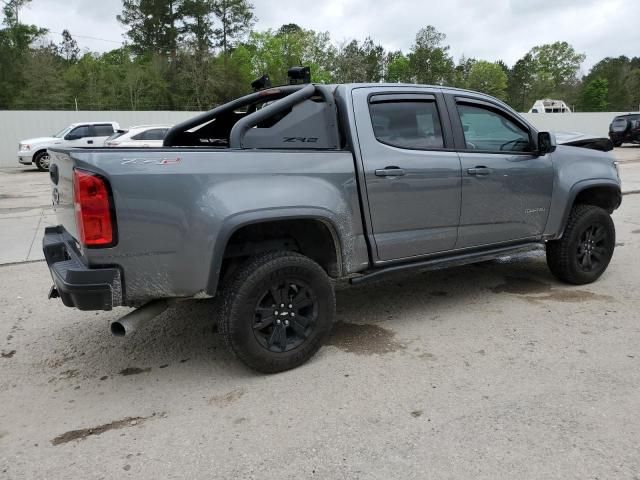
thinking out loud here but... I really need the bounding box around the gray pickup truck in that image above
[44,81,622,372]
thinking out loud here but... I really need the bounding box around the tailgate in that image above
[49,149,79,240]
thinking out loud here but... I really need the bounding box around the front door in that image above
[352,88,462,262]
[451,98,554,249]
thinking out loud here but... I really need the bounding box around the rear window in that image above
[132,128,168,141]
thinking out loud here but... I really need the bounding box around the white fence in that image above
[1,109,637,168]
[521,112,635,138]
[0,110,199,168]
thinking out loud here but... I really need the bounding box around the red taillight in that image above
[73,169,115,247]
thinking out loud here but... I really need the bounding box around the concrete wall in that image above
[0,110,199,168]
[521,112,636,138]
[2,109,638,168]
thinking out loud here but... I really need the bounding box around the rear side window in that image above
[369,101,444,150]
[457,103,531,152]
[93,124,115,136]
[133,128,168,141]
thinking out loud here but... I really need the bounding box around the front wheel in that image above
[546,204,616,285]
[219,251,335,373]
[34,151,50,171]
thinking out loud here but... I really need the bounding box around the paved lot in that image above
[1,147,640,479]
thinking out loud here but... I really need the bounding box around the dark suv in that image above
[609,114,640,147]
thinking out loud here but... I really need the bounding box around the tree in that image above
[386,51,411,83]
[179,0,215,57]
[408,26,454,85]
[59,29,79,62]
[333,37,385,83]
[529,41,585,89]
[507,53,536,111]
[211,0,255,56]
[452,55,476,88]
[2,0,31,26]
[117,0,181,57]
[246,28,334,86]
[0,0,46,107]
[579,77,608,111]
[14,42,67,109]
[585,56,640,111]
[466,61,508,99]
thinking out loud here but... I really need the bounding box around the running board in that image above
[349,242,544,286]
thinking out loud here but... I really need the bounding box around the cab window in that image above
[369,100,444,150]
[457,103,531,152]
[68,125,90,138]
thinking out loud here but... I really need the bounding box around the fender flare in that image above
[205,208,344,294]
[554,179,621,239]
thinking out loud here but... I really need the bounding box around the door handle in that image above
[375,166,406,177]
[467,166,491,176]
[87,140,94,145]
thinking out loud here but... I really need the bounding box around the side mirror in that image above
[537,131,557,155]
[65,134,80,141]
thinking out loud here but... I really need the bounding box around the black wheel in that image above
[34,151,50,171]
[219,251,335,373]
[546,204,615,285]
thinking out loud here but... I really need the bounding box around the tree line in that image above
[1,0,639,112]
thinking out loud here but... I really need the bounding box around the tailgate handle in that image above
[375,167,406,177]
[467,166,492,176]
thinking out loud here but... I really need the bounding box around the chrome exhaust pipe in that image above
[110,300,170,337]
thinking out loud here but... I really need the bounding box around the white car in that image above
[104,125,171,147]
[18,122,119,171]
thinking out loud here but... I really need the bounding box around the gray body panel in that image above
[456,151,554,248]
[47,83,621,308]
[49,148,369,305]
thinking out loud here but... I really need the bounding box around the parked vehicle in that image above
[528,99,572,113]
[104,125,171,147]
[609,113,640,147]
[18,122,119,171]
[43,79,622,373]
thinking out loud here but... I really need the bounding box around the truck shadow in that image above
[43,252,559,382]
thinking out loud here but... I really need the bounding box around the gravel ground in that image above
[1,191,640,479]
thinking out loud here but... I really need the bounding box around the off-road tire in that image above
[219,251,335,373]
[546,204,615,285]
[34,150,50,171]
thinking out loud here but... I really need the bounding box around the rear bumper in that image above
[43,226,122,311]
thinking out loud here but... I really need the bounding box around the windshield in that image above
[53,126,72,138]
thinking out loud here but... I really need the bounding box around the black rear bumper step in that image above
[43,226,122,311]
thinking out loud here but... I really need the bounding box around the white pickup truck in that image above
[18,121,119,171]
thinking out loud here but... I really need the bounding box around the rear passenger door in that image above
[352,88,462,262]
[447,96,554,248]
[90,124,116,146]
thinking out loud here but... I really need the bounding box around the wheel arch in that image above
[555,180,621,239]
[206,210,344,295]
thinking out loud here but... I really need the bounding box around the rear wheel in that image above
[34,151,50,171]
[219,251,335,373]
[546,204,615,285]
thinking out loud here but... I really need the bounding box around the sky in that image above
[20,0,640,73]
